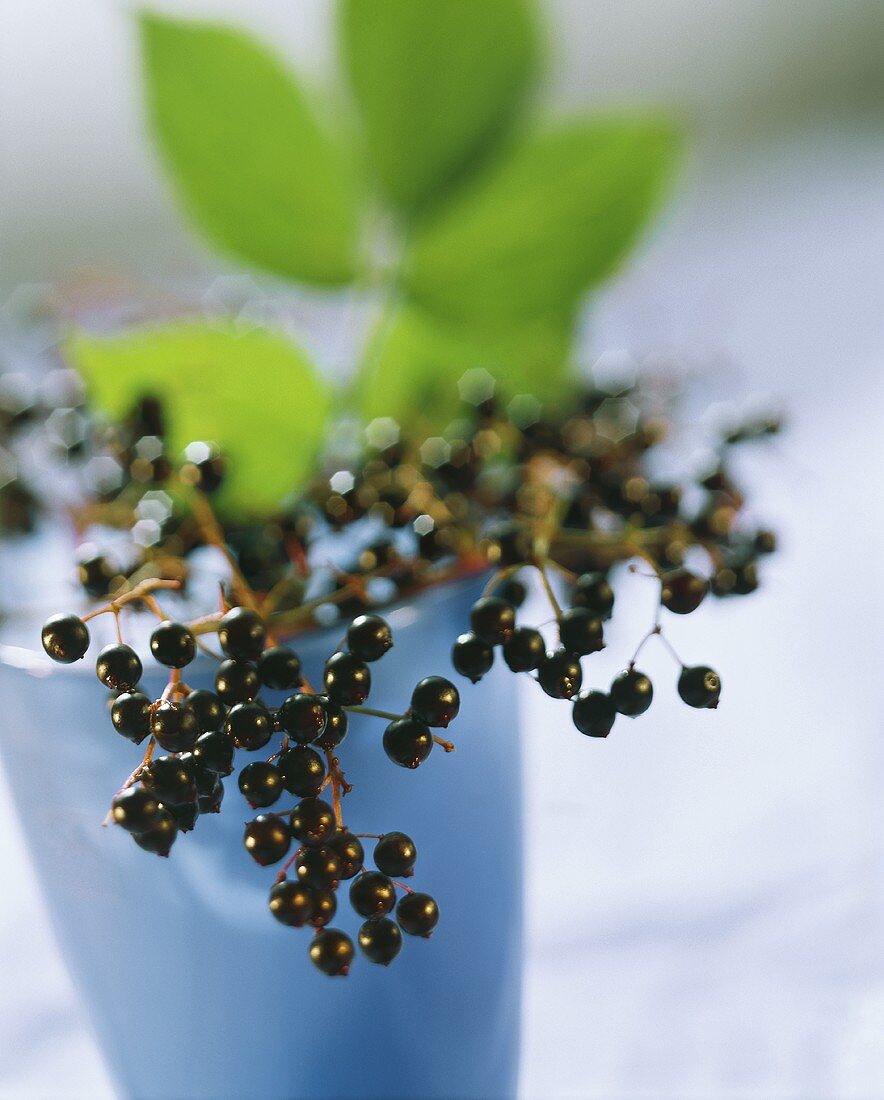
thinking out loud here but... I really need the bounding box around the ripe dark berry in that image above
[329,830,364,880]
[677,665,722,709]
[185,689,226,733]
[558,608,604,656]
[110,691,151,744]
[358,917,402,966]
[132,808,178,857]
[96,644,142,691]
[349,871,396,918]
[289,798,337,847]
[313,697,348,751]
[452,632,494,682]
[243,814,291,866]
[486,520,532,566]
[278,745,326,796]
[150,701,199,753]
[111,786,161,833]
[610,669,654,716]
[410,676,459,727]
[309,929,354,976]
[572,691,617,738]
[141,755,197,806]
[396,891,439,937]
[572,572,614,620]
[324,651,371,706]
[498,578,527,608]
[346,614,393,662]
[661,570,709,615]
[217,606,266,660]
[309,888,338,928]
[374,832,416,878]
[257,645,302,690]
[503,627,546,672]
[293,845,341,889]
[197,775,224,814]
[470,596,516,646]
[278,692,327,744]
[215,659,260,705]
[41,613,90,664]
[193,728,235,775]
[170,799,200,832]
[383,717,433,769]
[149,620,196,668]
[224,702,272,751]
[78,554,117,598]
[537,649,583,699]
[268,879,314,927]
[238,761,283,807]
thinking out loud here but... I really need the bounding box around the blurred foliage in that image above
[69,321,331,514]
[68,1,681,513]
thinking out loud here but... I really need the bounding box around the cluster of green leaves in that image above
[69,1,680,513]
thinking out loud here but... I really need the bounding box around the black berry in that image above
[410,676,459,727]
[374,832,416,878]
[309,888,338,928]
[278,745,326,796]
[537,649,582,699]
[238,761,283,807]
[677,665,722,709]
[278,692,327,744]
[470,596,516,646]
[610,669,653,716]
[358,917,402,965]
[224,702,272,751]
[149,620,196,668]
[349,871,396,918]
[309,929,354,976]
[661,570,709,615]
[218,606,266,660]
[141,754,197,806]
[186,689,226,732]
[110,691,151,744]
[346,614,393,662]
[132,808,178,857]
[572,691,616,737]
[150,701,199,753]
[324,651,371,706]
[215,659,260,705]
[96,644,142,691]
[257,645,302,690]
[111,786,161,833]
[329,830,364,880]
[503,627,546,672]
[41,613,90,663]
[452,632,494,682]
[268,879,314,927]
[289,798,337,847]
[396,892,439,937]
[192,728,234,775]
[558,608,604,656]
[314,697,348,751]
[293,845,341,889]
[243,814,291,866]
[383,717,433,769]
[572,572,614,620]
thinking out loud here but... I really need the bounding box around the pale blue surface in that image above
[0,579,522,1100]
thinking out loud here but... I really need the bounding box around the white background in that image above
[1,2,882,1097]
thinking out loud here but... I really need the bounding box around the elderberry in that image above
[537,650,583,699]
[96,644,142,691]
[243,815,291,866]
[111,786,161,833]
[572,691,617,738]
[186,689,225,733]
[238,761,283,808]
[677,665,722,709]
[610,669,654,717]
[314,697,348,751]
[309,888,338,928]
[410,676,459,727]
[218,606,266,660]
[346,614,393,662]
[132,809,178,857]
[452,631,494,682]
[571,572,614,620]
[278,693,327,744]
[349,871,396,918]
[141,755,197,806]
[149,621,196,668]
[309,929,354,976]
[374,832,417,878]
[150,701,199,753]
[257,645,302,690]
[329,830,364,880]
[470,596,516,646]
[110,691,151,744]
[289,798,337,847]
[293,845,341,889]
[224,702,272,751]
[503,626,546,672]
[396,892,439,937]
[661,570,708,615]
[41,613,89,663]
[278,745,326,796]
[383,717,433,769]
[215,659,260,705]
[558,608,604,656]
[268,879,314,927]
[193,729,234,776]
[324,651,371,706]
[358,918,402,965]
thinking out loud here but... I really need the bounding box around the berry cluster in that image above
[42,594,455,976]
[455,563,723,738]
[35,368,777,976]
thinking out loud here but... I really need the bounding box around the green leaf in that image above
[140,12,360,285]
[66,320,332,514]
[338,0,540,211]
[404,115,681,327]
[357,304,574,431]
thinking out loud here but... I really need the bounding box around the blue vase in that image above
[0,577,523,1099]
